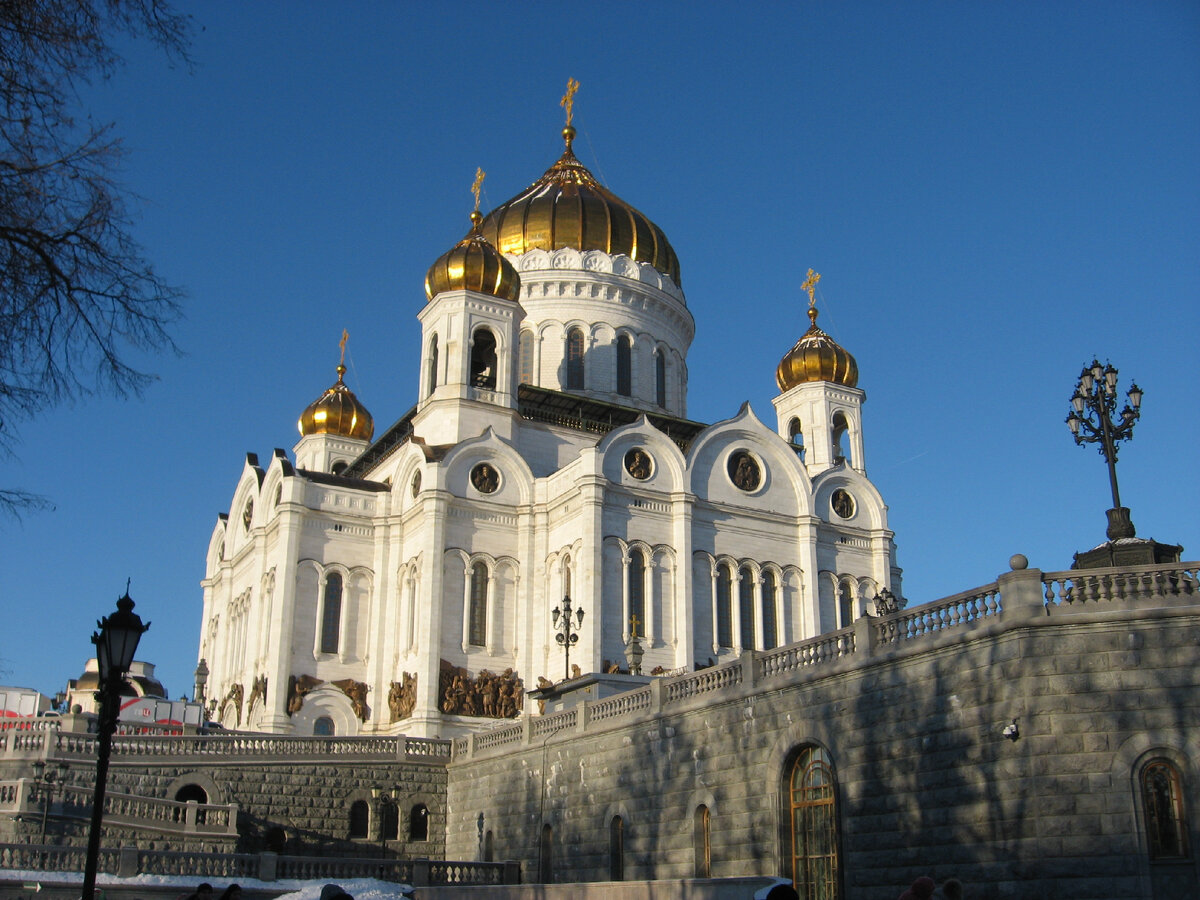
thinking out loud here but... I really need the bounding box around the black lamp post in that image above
[81,588,149,900]
[31,760,69,855]
[1066,359,1143,540]
[551,595,584,681]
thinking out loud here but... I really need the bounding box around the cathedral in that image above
[199,104,901,740]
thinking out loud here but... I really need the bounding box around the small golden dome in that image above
[425,210,521,302]
[479,126,681,287]
[776,305,859,391]
[298,362,374,441]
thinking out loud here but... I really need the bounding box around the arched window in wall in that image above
[694,805,711,877]
[519,330,534,385]
[655,350,666,408]
[175,784,208,804]
[762,570,779,650]
[616,335,632,396]
[837,580,854,630]
[539,823,554,883]
[320,573,343,654]
[788,418,805,461]
[566,328,585,390]
[831,412,850,466]
[468,562,488,647]
[483,830,494,862]
[1141,759,1189,859]
[409,804,429,841]
[738,566,756,651]
[787,746,841,899]
[314,716,334,736]
[629,549,646,637]
[381,802,399,841]
[716,565,733,649]
[470,327,497,390]
[427,335,439,398]
[349,800,369,839]
[609,815,625,881]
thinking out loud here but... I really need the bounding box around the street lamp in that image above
[82,588,149,900]
[1066,359,1142,540]
[193,659,209,708]
[31,760,69,856]
[551,595,585,681]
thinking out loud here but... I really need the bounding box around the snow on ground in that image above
[0,873,413,899]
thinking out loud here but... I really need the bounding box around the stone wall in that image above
[445,564,1200,899]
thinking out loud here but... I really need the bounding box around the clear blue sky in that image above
[3,2,1197,700]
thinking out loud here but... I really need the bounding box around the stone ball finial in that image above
[1009,553,1029,571]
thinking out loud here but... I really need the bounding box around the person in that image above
[940,878,963,899]
[898,876,936,900]
[181,884,214,900]
[320,885,354,900]
[218,886,242,900]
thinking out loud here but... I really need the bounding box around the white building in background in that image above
[199,120,901,739]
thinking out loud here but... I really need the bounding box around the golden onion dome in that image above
[479,125,681,287]
[776,305,859,391]
[298,362,374,441]
[425,210,521,302]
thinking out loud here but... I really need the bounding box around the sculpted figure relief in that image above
[332,678,370,722]
[247,675,267,715]
[388,673,418,723]
[438,659,523,718]
[470,463,499,494]
[286,674,324,715]
[223,682,244,728]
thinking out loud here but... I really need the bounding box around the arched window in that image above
[468,562,488,647]
[349,800,369,839]
[470,327,497,390]
[739,565,756,651]
[788,418,805,461]
[331,460,348,475]
[694,805,711,877]
[314,716,334,736]
[831,412,850,466]
[837,580,854,629]
[566,328,585,390]
[762,570,778,650]
[539,823,553,883]
[787,746,840,898]
[716,565,733,649]
[1142,759,1189,859]
[655,350,666,407]
[616,334,632,396]
[409,804,429,841]
[629,549,646,638]
[381,802,399,841]
[483,829,494,862]
[427,335,439,398]
[175,784,208,804]
[320,573,343,654]
[519,330,534,385]
[609,815,625,880]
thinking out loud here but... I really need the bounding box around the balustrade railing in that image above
[1042,561,1199,608]
[530,709,575,738]
[590,687,652,723]
[873,582,1002,645]
[664,660,743,704]
[759,629,854,679]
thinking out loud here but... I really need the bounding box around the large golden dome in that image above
[298,362,374,441]
[479,126,681,287]
[776,305,859,391]
[425,210,521,302]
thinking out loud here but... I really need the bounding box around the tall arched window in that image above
[539,823,553,883]
[427,335,439,398]
[483,830,494,862]
[788,418,805,461]
[616,335,632,396]
[655,350,666,407]
[762,570,779,650]
[349,800,369,839]
[519,330,534,385]
[831,412,850,466]
[470,327,497,390]
[609,815,625,881]
[409,804,429,841]
[629,549,646,637]
[694,805,711,877]
[787,746,840,899]
[1142,759,1189,859]
[739,566,756,651]
[837,580,854,629]
[716,565,733,649]
[566,328,585,390]
[468,562,488,647]
[320,572,343,654]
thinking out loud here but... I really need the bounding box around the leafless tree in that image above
[0,0,192,516]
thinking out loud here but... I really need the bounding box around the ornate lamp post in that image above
[82,589,149,900]
[193,658,209,708]
[1066,359,1142,540]
[31,760,69,859]
[551,595,584,681]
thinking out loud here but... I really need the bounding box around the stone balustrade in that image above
[1042,561,1199,607]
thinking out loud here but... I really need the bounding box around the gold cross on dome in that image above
[561,77,580,127]
[629,614,641,639]
[339,329,349,365]
[471,167,485,213]
[802,269,821,307]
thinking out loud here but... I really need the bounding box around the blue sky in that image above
[3,2,1197,700]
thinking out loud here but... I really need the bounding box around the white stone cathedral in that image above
[199,118,902,739]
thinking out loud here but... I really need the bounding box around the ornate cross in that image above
[471,167,485,213]
[338,329,349,365]
[629,614,641,639]
[802,268,821,307]
[561,77,580,127]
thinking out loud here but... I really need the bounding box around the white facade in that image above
[199,147,901,739]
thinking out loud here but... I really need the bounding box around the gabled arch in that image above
[441,427,535,505]
[597,415,688,490]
